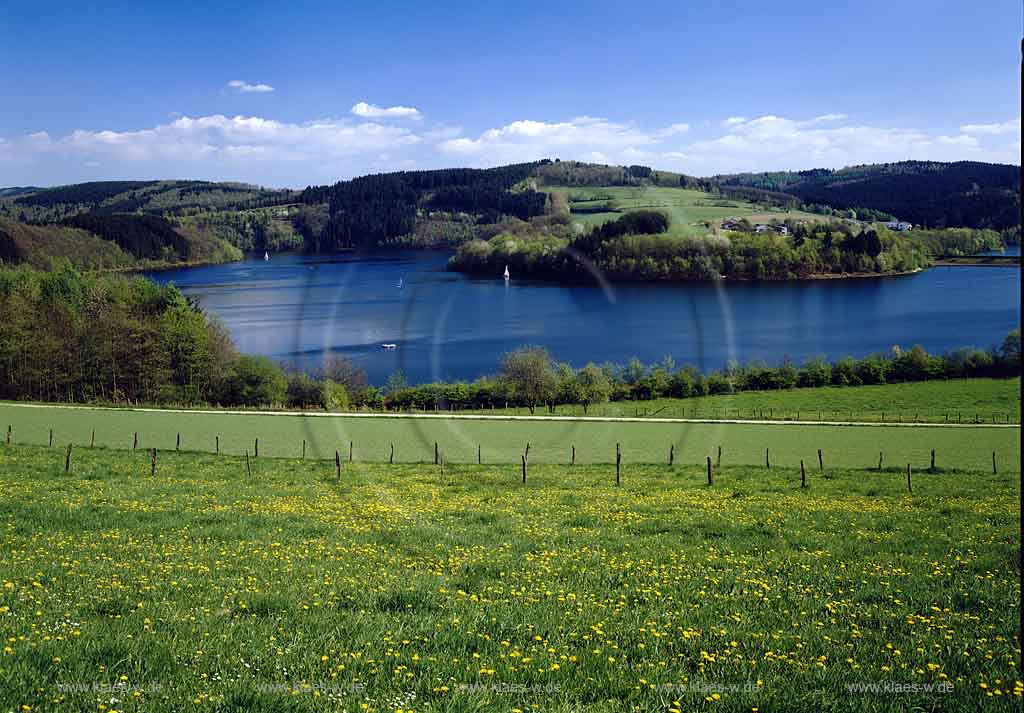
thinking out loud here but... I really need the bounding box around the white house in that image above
[885,221,913,231]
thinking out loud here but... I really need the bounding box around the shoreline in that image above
[451,265,926,284]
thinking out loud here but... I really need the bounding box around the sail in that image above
[264,251,269,261]
[503,265,510,280]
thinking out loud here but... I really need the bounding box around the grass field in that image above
[0,444,1019,711]
[0,401,1018,472]
[473,378,1022,424]
[552,185,831,237]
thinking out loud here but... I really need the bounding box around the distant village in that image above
[718,217,913,234]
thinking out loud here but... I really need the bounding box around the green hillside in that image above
[0,218,134,269]
[552,184,838,238]
[715,160,1020,230]
[0,215,239,270]
[0,179,293,223]
[0,159,1016,271]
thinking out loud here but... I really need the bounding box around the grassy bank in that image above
[0,401,1018,471]
[0,444,1019,711]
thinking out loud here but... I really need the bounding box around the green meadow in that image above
[553,185,828,236]
[0,401,1018,471]
[0,444,1019,711]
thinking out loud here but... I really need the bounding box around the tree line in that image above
[449,213,934,281]
[383,337,1020,413]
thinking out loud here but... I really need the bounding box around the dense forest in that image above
[296,162,550,250]
[0,218,134,269]
[449,212,937,281]
[0,180,292,223]
[1,262,1017,410]
[62,213,189,260]
[714,161,1021,230]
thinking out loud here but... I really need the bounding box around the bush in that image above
[221,356,287,407]
[321,380,349,410]
[286,374,322,408]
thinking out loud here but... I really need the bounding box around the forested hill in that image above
[295,162,550,251]
[713,161,1020,230]
[1,159,1018,265]
[0,180,292,223]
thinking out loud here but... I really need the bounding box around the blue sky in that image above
[0,0,1020,187]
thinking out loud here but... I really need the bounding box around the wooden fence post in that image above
[133,432,138,450]
[525,443,531,461]
[571,445,575,466]
[817,449,823,471]
[930,449,935,472]
[906,464,912,494]
[335,451,341,481]
[5,425,9,446]
[150,448,157,476]
[245,450,252,479]
[254,438,259,458]
[434,442,438,465]
[615,446,621,487]
[800,459,806,488]
[64,443,73,473]
[49,429,53,447]
[765,448,770,469]
[90,429,95,448]
[992,451,997,474]
[878,451,883,471]
[521,453,527,484]
[302,439,306,460]
[669,444,674,466]
[717,445,721,468]
[176,433,181,451]
[706,456,713,486]
[391,443,396,464]
[349,441,353,462]
[215,435,219,454]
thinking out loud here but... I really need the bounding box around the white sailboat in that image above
[264,251,269,261]
[397,276,403,289]
[503,265,510,281]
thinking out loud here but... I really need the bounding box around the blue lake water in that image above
[148,251,1021,384]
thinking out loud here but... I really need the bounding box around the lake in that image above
[148,251,1021,384]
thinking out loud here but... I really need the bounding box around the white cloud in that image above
[2,110,1019,186]
[226,80,275,94]
[350,102,422,120]
[960,118,1020,136]
[438,116,662,165]
[722,117,747,127]
[674,114,1019,173]
[10,114,422,166]
[655,122,691,138]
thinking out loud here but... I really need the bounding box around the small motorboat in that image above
[382,343,397,350]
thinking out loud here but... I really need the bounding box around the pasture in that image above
[0,401,1019,471]
[553,185,828,236]
[0,443,1019,711]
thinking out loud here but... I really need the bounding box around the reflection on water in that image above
[148,251,1021,384]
